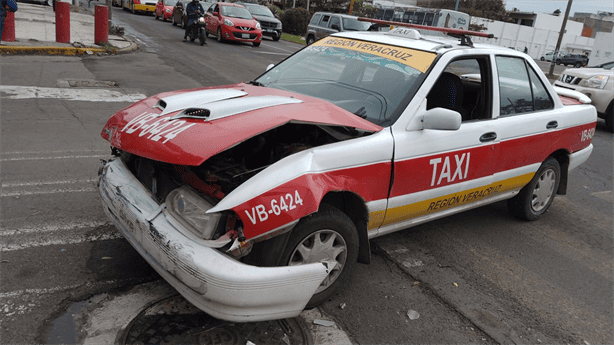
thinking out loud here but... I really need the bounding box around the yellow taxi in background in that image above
[123,0,156,14]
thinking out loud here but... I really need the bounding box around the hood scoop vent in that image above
[154,89,248,116]
[172,95,303,121]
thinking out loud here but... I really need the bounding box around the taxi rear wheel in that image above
[279,204,359,308]
[507,157,560,221]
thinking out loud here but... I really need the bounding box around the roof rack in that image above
[358,17,495,47]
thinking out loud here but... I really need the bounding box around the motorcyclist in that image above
[183,0,206,43]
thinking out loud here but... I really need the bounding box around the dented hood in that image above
[101,83,383,166]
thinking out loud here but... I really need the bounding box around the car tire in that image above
[556,59,561,65]
[507,157,560,221]
[278,204,359,308]
[217,27,224,42]
[306,35,315,45]
[540,57,545,61]
[253,41,260,47]
[574,62,581,68]
[273,34,280,41]
[605,103,614,133]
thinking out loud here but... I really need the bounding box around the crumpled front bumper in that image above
[98,158,330,322]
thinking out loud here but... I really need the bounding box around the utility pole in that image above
[455,0,459,11]
[548,0,573,79]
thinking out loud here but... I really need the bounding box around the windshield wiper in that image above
[354,106,367,119]
[248,80,265,87]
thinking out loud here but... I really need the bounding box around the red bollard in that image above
[1,11,16,42]
[94,5,108,45]
[55,1,70,43]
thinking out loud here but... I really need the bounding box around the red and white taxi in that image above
[205,2,262,47]
[98,23,596,322]
[155,0,177,21]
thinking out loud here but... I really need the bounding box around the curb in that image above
[0,40,137,56]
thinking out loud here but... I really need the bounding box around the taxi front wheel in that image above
[279,204,359,308]
[507,157,560,221]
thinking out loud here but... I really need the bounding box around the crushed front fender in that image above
[98,158,331,322]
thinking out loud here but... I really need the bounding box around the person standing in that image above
[0,0,18,43]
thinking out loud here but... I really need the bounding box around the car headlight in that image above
[224,18,234,26]
[255,22,261,29]
[166,186,221,239]
[166,8,171,12]
[277,23,282,29]
[579,75,609,89]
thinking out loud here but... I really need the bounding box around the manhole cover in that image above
[117,295,312,345]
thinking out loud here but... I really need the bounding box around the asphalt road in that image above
[1,7,612,345]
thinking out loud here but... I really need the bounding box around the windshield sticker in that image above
[314,36,436,73]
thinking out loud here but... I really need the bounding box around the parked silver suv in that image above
[305,12,371,45]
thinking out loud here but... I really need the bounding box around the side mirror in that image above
[422,108,461,130]
[266,63,275,71]
[331,24,340,31]
[213,11,218,16]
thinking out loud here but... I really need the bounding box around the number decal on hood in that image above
[244,190,304,225]
[121,112,196,144]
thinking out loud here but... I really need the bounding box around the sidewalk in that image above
[0,2,136,55]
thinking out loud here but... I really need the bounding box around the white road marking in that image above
[260,42,297,53]
[1,230,123,251]
[2,149,108,155]
[0,220,110,236]
[0,85,146,102]
[2,179,97,188]
[253,51,290,56]
[1,154,108,162]
[1,187,96,197]
[591,190,613,203]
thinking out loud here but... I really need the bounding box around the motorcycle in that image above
[187,15,207,46]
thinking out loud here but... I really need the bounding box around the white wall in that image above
[471,16,594,60]
[589,31,614,65]
[534,13,583,35]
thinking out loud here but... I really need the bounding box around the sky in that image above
[503,0,614,15]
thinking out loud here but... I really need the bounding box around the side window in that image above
[329,16,341,29]
[319,15,330,27]
[310,14,321,25]
[207,3,213,12]
[527,66,554,111]
[427,57,492,122]
[496,56,552,116]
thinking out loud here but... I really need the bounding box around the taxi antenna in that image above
[358,17,495,47]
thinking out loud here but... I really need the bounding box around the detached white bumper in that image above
[98,158,330,322]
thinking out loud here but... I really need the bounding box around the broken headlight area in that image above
[110,123,362,255]
[166,186,221,239]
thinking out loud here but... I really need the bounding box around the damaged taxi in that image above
[98,24,597,322]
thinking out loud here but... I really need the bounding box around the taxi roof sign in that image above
[385,27,422,40]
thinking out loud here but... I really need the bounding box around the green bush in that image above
[267,4,283,18]
[280,8,311,36]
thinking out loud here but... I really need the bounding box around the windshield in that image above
[342,17,371,31]
[221,5,253,19]
[255,36,436,126]
[246,5,273,17]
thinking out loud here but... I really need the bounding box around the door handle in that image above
[547,121,558,129]
[480,132,497,142]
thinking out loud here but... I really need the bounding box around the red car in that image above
[155,0,177,21]
[205,2,262,47]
